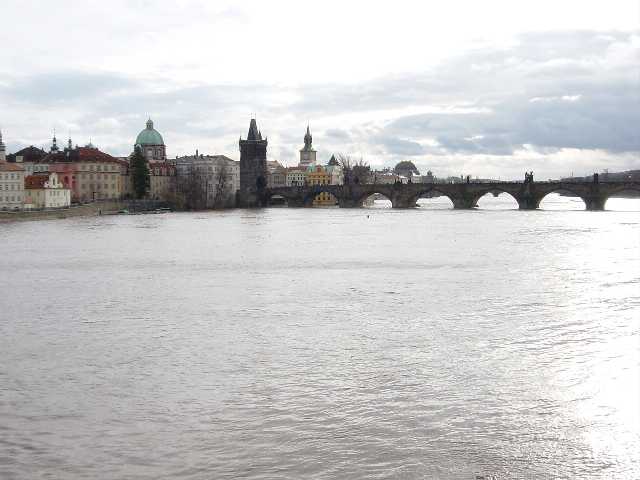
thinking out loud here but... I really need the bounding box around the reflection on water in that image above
[1,196,639,479]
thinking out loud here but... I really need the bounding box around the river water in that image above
[1,195,639,479]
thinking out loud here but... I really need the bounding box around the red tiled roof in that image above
[25,174,49,189]
[40,147,124,165]
[0,162,25,172]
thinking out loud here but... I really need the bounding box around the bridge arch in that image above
[537,188,587,210]
[411,187,456,209]
[301,186,341,207]
[357,190,394,208]
[604,186,640,211]
[473,188,520,210]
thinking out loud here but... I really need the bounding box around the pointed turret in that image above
[298,124,317,167]
[304,125,312,147]
[247,118,260,141]
[50,133,59,153]
[0,129,6,162]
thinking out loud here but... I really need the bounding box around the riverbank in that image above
[0,200,171,223]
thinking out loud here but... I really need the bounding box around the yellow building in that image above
[307,165,336,206]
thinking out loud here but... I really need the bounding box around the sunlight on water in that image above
[1,207,638,479]
[606,197,640,211]
[476,192,519,209]
[416,195,454,209]
[539,192,585,210]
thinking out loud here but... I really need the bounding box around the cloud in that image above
[0,29,638,179]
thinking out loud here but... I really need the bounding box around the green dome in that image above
[135,119,164,146]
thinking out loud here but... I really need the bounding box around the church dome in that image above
[135,118,164,146]
[394,160,420,176]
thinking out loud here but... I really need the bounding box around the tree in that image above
[212,161,231,209]
[176,164,207,210]
[338,153,371,184]
[130,146,150,199]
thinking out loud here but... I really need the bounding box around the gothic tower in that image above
[299,125,316,168]
[239,118,268,207]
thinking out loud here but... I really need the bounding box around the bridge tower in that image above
[238,118,268,207]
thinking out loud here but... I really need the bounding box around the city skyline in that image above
[1,1,638,180]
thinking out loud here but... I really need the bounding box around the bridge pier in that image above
[391,196,416,209]
[338,198,361,208]
[517,197,538,210]
[452,198,477,209]
[584,196,606,211]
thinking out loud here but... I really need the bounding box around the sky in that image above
[0,0,638,179]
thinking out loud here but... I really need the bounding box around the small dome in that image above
[135,118,164,146]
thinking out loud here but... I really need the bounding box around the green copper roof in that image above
[135,119,164,146]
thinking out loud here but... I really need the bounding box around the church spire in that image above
[0,129,6,162]
[303,124,313,151]
[51,131,59,152]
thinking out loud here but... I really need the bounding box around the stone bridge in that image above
[263,181,640,210]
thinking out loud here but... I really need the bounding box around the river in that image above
[1,195,639,479]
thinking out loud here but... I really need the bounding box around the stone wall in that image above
[0,199,171,223]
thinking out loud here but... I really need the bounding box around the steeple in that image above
[0,129,6,162]
[67,137,73,150]
[50,132,59,152]
[303,125,313,151]
[247,118,260,141]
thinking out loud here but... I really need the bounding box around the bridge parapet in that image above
[263,180,640,211]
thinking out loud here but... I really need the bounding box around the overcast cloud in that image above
[0,1,638,179]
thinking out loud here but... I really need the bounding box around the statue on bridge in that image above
[524,171,534,183]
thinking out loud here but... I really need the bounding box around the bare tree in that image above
[176,165,207,210]
[338,153,371,184]
[212,162,231,209]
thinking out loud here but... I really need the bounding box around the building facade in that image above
[175,154,239,208]
[39,146,128,202]
[267,160,287,188]
[307,165,336,206]
[0,161,25,210]
[286,167,307,187]
[24,172,71,209]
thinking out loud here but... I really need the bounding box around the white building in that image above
[286,167,307,186]
[0,161,25,211]
[24,172,71,209]
[175,154,239,206]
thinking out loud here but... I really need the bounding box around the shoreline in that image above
[0,200,171,223]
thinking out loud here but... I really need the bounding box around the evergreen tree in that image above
[130,146,150,199]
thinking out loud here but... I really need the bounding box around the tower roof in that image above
[135,118,165,146]
[247,118,262,141]
[302,124,314,152]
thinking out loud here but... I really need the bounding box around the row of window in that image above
[1,195,22,203]
[2,184,21,191]
[79,173,118,180]
[78,164,119,173]
[81,183,117,190]
[0,173,21,180]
